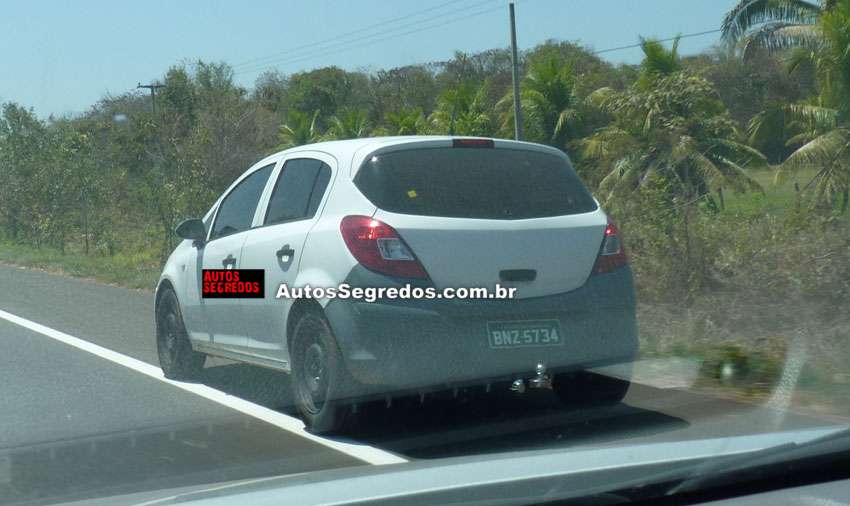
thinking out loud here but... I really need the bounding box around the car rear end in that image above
[323,137,637,396]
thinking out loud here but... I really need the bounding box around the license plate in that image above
[486,320,564,349]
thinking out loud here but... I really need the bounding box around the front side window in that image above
[210,164,274,240]
[264,158,332,225]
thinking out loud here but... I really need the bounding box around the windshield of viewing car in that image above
[1,1,849,505]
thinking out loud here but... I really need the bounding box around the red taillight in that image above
[593,217,627,274]
[339,215,429,279]
[452,138,494,148]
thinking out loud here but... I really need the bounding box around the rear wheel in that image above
[553,371,630,406]
[156,289,205,380]
[290,310,351,434]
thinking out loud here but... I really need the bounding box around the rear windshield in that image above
[353,147,598,219]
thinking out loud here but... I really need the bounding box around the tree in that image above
[637,37,682,89]
[726,0,850,210]
[252,70,289,114]
[278,110,322,148]
[286,67,370,122]
[33,121,98,253]
[436,50,513,106]
[580,38,766,208]
[429,80,493,136]
[587,73,765,209]
[325,108,370,140]
[368,65,438,125]
[721,0,831,58]
[524,41,628,95]
[160,66,197,137]
[374,107,428,136]
[497,55,584,147]
[578,45,767,291]
[0,103,48,241]
[690,48,816,157]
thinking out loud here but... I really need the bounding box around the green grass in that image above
[723,166,820,217]
[0,240,160,290]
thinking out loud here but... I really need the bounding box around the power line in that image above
[232,0,496,73]
[592,29,722,56]
[231,0,461,70]
[234,1,503,76]
[236,20,719,79]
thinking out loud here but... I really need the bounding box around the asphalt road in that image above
[0,263,844,505]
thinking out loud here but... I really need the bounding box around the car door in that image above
[191,163,275,350]
[239,153,335,365]
[180,205,219,344]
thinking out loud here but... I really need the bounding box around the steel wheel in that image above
[296,331,329,414]
[156,289,205,380]
[291,310,350,434]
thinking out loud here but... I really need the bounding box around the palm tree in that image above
[278,110,321,149]
[725,0,850,210]
[374,107,428,136]
[429,80,493,136]
[325,108,370,140]
[581,41,765,208]
[636,37,683,89]
[721,0,833,57]
[498,56,583,147]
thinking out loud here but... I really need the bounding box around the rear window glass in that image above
[354,147,597,219]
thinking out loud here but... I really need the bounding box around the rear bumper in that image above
[324,266,638,396]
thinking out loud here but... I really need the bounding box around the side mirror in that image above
[175,219,207,245]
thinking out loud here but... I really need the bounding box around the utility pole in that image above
[509,2,523,141]
[137,82,165,115]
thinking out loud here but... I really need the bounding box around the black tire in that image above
[156,289,205,380]
[553,371,630,406]
[290,310,351,434]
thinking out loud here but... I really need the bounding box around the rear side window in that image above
[264,158,332,225]
[354,147,597,219]
[210,164,274,240]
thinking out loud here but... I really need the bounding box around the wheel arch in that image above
[155,277,176,312]
[286,298,325,353]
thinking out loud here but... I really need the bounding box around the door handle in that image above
[221,254,237,268]
[276,245,295,261]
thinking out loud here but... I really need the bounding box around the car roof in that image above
[282,136,441,159]
[263,135,568,178]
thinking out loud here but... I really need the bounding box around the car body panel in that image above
[196,232,249,348]
[159,154,282,349]
[374,209,608,299]
[325,264,637,396]
[239,151,339,363]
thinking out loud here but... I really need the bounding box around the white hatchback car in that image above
[155,136,638,433]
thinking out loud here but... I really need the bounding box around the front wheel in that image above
[290,310,351,434]
[553,371,630,406]
[156,289,205,380]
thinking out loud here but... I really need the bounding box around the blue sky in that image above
[0,0,740,118]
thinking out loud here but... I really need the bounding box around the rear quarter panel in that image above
[294,177,377,308]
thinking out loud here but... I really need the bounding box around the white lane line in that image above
[0,308,407,466]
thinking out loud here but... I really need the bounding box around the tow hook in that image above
[529,363,553,389]
[510,378,526,394]
[510,363,552,393]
